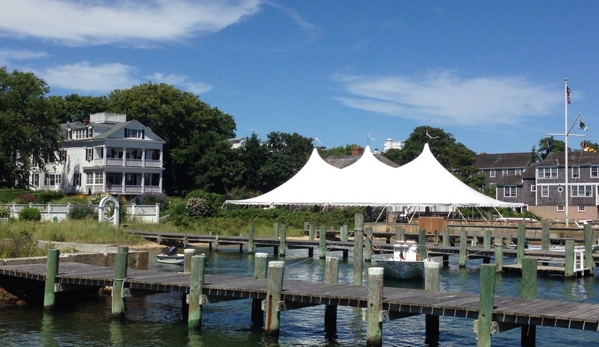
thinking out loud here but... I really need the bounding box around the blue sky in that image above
[1,1,597,154]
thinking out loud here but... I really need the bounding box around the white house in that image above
[29,112,165,196]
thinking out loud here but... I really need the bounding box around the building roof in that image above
[475,152,533,169]
[538,151,599,167]
[324,153,399,168]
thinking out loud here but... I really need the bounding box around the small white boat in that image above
[375,240,430,280]
[156,246,184,265]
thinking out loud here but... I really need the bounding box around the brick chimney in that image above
[83,117,90,125]
[351,146,364,156]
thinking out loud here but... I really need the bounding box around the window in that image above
[541,185,549,197]
[86,148,93,161]
[87,126,93,138]
[73,172,81,186]
[502,169,509,176]
[67,128,72,140]
[125,128,144,139]
[59,150,67,162]
[515,169,522,175]
[592,166,599,178]
[86,174,94,185]
[44,174,62,186]
[504,186,517,197]
[578,205,586,212]
[572,166,580,178]
[557,205,564,212]
[94,174,104,184]
[32,173,39,187]
[537,168,558,179]
[571,185,592,197]
[530,185,536,192]
[490,170,496,178]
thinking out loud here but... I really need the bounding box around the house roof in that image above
[60,119,165,143]
[495,175,524,186]
[538,151,599,167]
[475,152,533,169]
[324,153,399,168]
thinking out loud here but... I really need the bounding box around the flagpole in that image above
[564,78,569,227]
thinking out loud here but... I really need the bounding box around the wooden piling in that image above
[248,223,255,254]
[494,237,503,272]
[396,226,405,242]
[459,229,467,267]
[584,224,595,271]
[443,228,450,247]
[521,257,537,346]
[565,240,574,277]
[365,227,373,262]
[188,254,206,330]
[541,221,550,251]
[366,267,384,347]
[309,224,315,241]
[324,257,339,335]
[43,248,60,310]
[274,223,279,239]
[112,246,129,319]
[214,235,219,252]
[252,252,268,327]
[516,222,526,265]
[433,230,439,246]
[341,225,348,242]
[424,261,440,345]
[265,261,285,336]
[471,230,478,247]
[354,213,364,286]
[476,264,496,347]
[319,225,327,259]
[183,248,195,273]
[418,229,426,260]
[279,224,287,257]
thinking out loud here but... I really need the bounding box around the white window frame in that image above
[592,166,599,178]
[571,185,593,197]
[557,205,564,212]
[86,148,93,161]
[515,169,522,175]
[502,169,509,176]
[504,186,517,197]
[578,205,586,212]
[537,167,558,179]
[44,173,62,186]
[490,170,496,178]
[530,185,536,192]
[541,185,549,197]
[572,166,580,178]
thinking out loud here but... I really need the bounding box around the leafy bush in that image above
[136,192,168,210]
[0,189,30,203]
[16,193,37,204]
[68,204,96,220]
[34,190,65,203]
[90,192,109,204]
[0,205,9,218]
[186,190,221,211]
[186,197,214,217]
[19,207,41,221]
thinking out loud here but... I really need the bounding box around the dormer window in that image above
[125,128,145,139]
[87,125,93,138]
[67,128,72,140]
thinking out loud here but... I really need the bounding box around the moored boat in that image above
[156,246,184,265]
[375,240,431,280]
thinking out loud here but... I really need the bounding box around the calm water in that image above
[1,247,599,347]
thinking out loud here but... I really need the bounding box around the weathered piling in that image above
[565,240,575,277]
[494,237,503,272]
[341,225,348,242]
[365,227,373,262]
[424,261,440,345]
[418,229,426,260]
[443,228,450,247]
[459,229,467,267]
[516,222,526,265]
[353,213,364,285]
[433,229,439,246]
[541,221,550,251]
[248,223,255,254]
[584,224,595,271]
[471,230,478,247]
[252,253,268,327]
[483,230,491,248]
[396,226,405,242]
[274,223,279,239]
[319,225,327,259]
[366,267,384,347]
[265,261,285,336]
[309,224,315,241]
[188,254,206,330]
[43,248,60,309]
[112,246,129,318]
[521,257,537,346]
[183,248,195,273]
[476,264,496,347]
[279,224,287,257]
[324,256,339,335]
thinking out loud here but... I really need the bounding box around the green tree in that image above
[399,126,485,189]
[239,133,268,192]
[0,67,61,188]
[107,83,236,196]
[47,94,108,123]
[319,144,358,158]
[381,148,402,165]
[257,132,314,192]
[537,136,566,160]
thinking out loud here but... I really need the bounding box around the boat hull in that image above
[375,259,425,280]
[156,254,184,265]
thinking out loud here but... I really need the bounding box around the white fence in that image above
[2,203,160,223]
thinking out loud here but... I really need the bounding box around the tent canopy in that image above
[226,143,522,209]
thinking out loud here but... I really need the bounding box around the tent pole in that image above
[375,205,387,223]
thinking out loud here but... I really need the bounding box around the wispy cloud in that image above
[148,72,213,94]
[0,0,262,46]
[36,62,139,93]
[334,71,561,127]
[0,49,49,65]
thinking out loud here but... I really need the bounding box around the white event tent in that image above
[226,143,522,210]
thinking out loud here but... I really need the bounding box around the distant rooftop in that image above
[90,112,127,124]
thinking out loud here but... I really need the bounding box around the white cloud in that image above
[37,62,139,93]
[148,72,213,94]
[0,49,49,65]
[334,71,561,127]
[0,0,262,46]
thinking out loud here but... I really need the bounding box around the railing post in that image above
[188,254,206,330]
[112,246,129,319]
[353,213,364,286]
[366,267,384,347]
[265,261,285,336]
[44,249,60,310]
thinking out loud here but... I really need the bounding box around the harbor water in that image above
[1,246,599,346]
